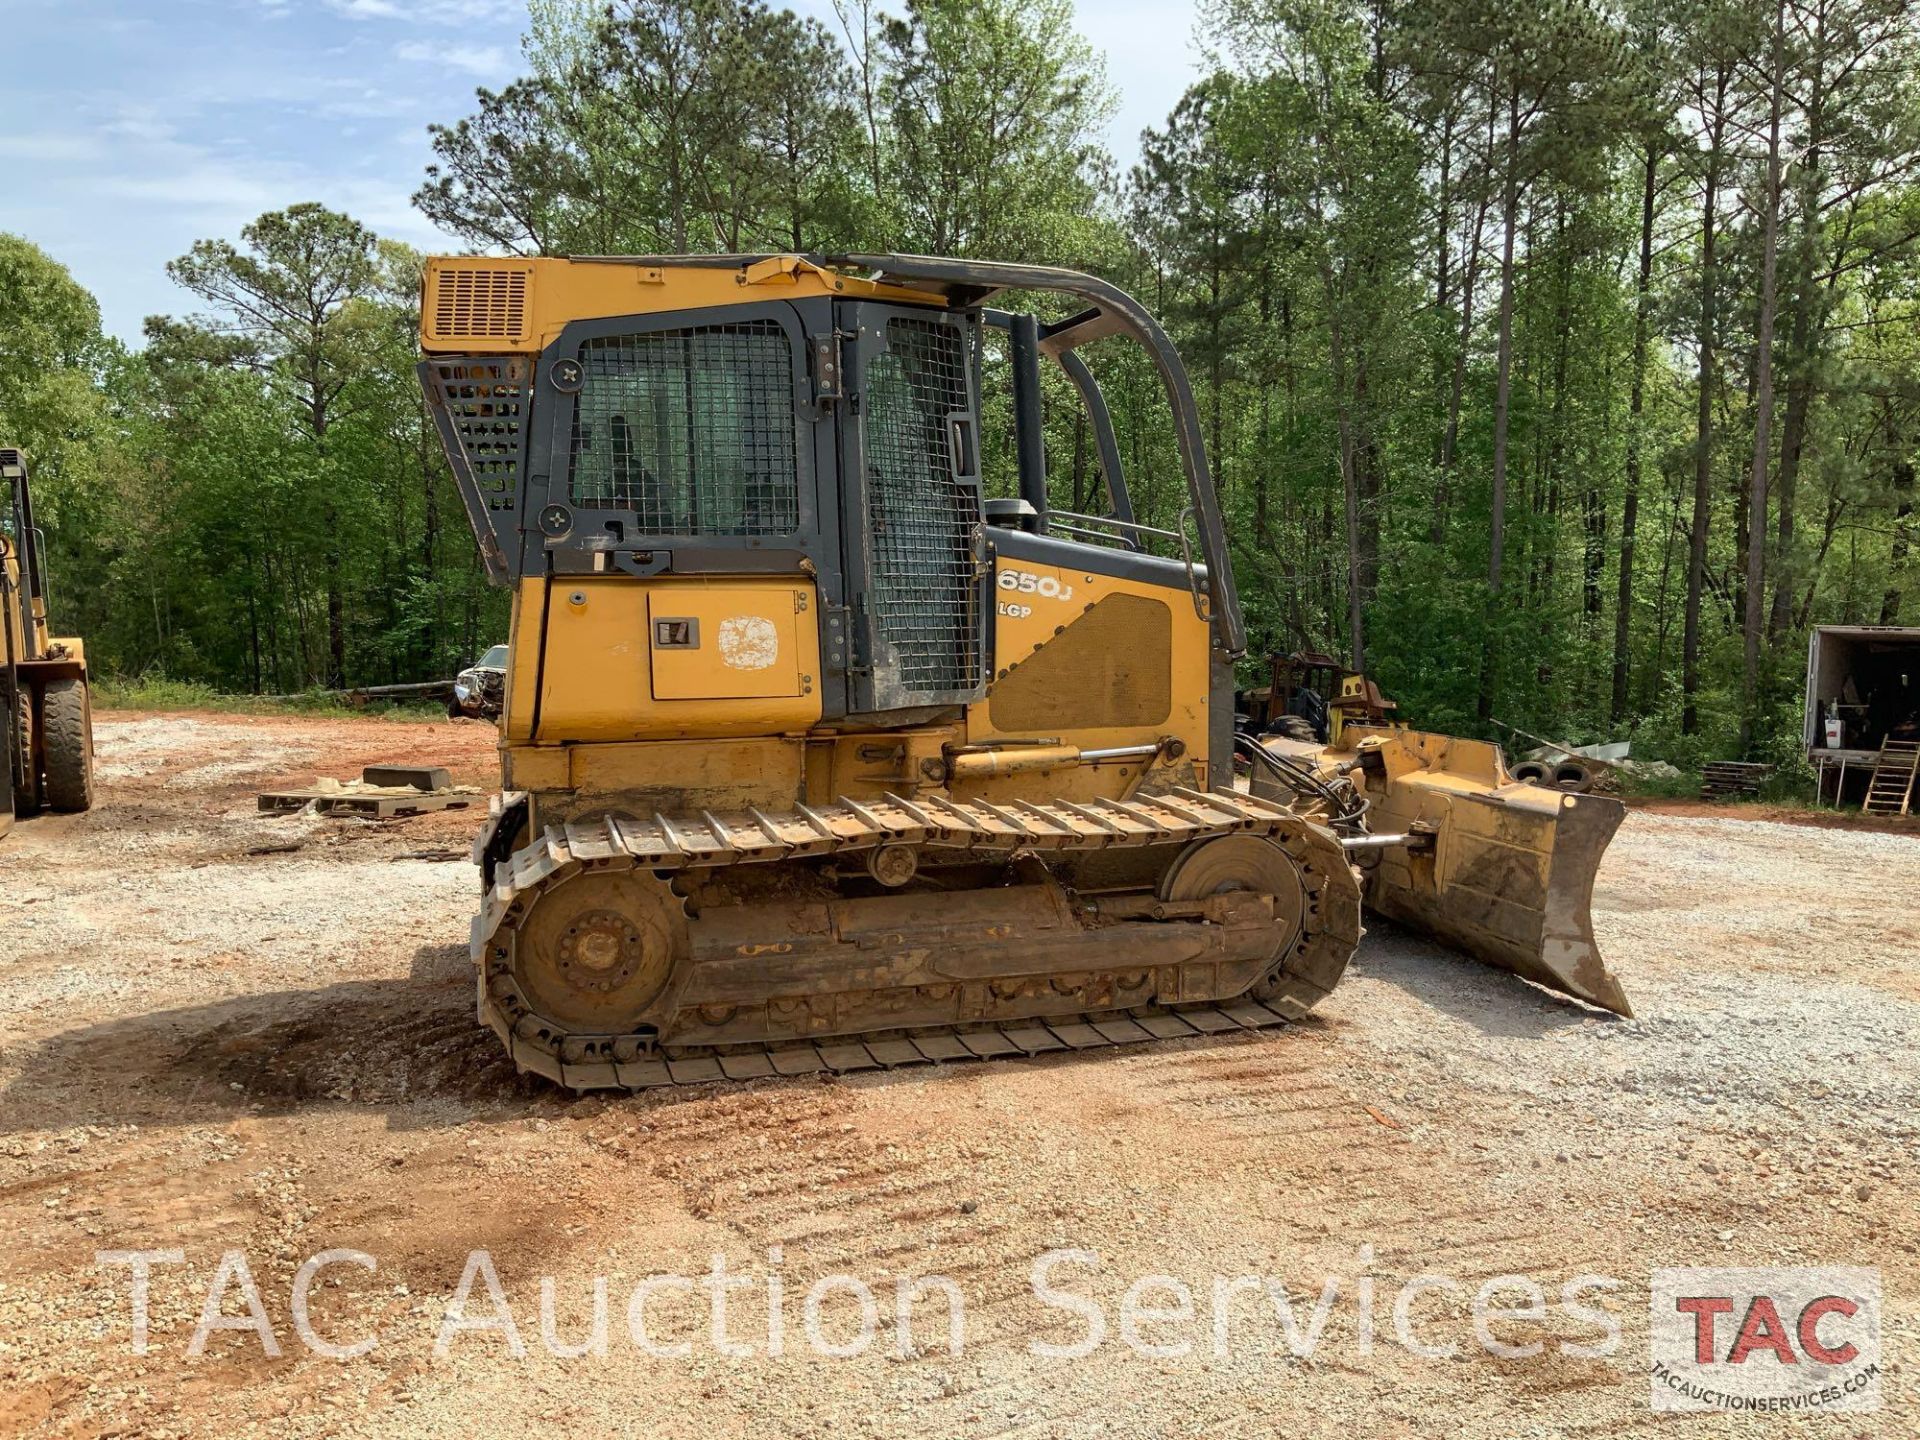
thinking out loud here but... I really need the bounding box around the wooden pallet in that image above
[258,788,474,818]
[1863,739,1920,817]
[259,763,474,819]
[1701,760,1773,801]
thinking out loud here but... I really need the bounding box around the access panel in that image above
[647,586,810,701]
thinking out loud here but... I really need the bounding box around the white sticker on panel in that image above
[718,615,779,670]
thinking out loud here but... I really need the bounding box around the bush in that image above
[91,672,444,720]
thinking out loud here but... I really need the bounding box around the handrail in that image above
[1026,508,1210,623]
[1048,510,1182,544]
[1176,505,1211,623]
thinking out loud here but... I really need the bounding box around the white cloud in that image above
[324,0,403,18]
[100,107,181,146]
[316,87,427,121]
[0,133,110,163]
[98,164,288,216]
[17,94,442,284]
[395,39,512,78]
[324,0,524,22]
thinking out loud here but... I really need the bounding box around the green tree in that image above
[878,0,1112,260]
[163,205,389,685]
[0,233,118,500]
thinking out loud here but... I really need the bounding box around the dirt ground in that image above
[1,711,1914,1438]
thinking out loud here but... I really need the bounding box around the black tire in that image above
[1551,760,1594,793]
[40,676,93,813]
[1510,759,1550,785]
[10,681,38,815]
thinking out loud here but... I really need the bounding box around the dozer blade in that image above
[1337,728,1631,1017]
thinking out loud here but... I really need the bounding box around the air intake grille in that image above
[430,267,528,342]
[567,321,798,537]
[863,317,981,697]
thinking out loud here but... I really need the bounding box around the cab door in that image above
[835,303,987,715]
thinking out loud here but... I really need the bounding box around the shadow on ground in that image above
[3,913,1616,1134]
[0,943,553,1134]
[1352,916,1622,1039]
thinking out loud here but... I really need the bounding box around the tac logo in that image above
[1650,1267,1882,1413]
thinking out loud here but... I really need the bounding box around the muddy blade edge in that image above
[1356,733,1633,1018]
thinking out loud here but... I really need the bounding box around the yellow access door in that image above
[646,586,807,700]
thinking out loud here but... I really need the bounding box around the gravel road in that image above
[0,712,1913,1438]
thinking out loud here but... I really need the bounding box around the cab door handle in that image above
[946,412,978,480]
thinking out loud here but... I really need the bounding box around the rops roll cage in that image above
[571,253,1248,658]
[0,448,49,638]
[828,254,1245,659]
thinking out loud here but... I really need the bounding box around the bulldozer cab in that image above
[504,291,991,717]
[422,254,1246,756]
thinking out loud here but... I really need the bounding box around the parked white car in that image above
[449,643,507,720]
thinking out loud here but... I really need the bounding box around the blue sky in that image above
[1,0,1201,344]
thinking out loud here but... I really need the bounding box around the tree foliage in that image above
[3,0,1917,766]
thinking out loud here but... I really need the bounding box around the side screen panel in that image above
[840,304,986,714]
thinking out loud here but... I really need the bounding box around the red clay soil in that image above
[1624,793,1920,836]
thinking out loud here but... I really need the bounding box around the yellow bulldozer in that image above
[1239,649,1395,747]
[419,253,1628,1091]
[0,447,94,835]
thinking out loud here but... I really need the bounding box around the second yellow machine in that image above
[0,447,93,835]
[422,253,1626,1089]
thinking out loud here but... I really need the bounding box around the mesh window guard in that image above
[863,317,981,696]
[423,355,527,583]
[567,321,798,537]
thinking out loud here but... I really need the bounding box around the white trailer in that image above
[1805,624,1920,806]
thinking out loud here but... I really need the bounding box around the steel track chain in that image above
[509,1000,1313,1092]
[471,785,1362,1092]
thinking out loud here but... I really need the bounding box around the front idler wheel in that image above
[1158,833,1308,964]
[511,869,688,1035]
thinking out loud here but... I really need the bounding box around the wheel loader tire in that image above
[11,682,38,815]
[1510,759,1550,785]
[40,677,93,813]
